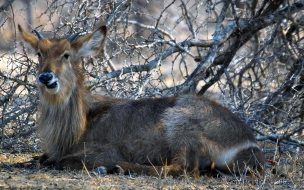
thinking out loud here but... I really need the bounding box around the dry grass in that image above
[1,146,304,190]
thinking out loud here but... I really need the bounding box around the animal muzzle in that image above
[38,72,60,94]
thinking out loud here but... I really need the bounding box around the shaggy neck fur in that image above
[38,80,87,159]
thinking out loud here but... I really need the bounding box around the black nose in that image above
[38,72,53,85]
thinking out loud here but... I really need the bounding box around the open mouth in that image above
[46,81,58,89]
[45,80,60,94]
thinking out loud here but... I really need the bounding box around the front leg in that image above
[56,154,85,170]
[57,144,125,171]
[38,153,48,164]
[37,153,56,167]
[116,147,201,178]
[117,161,184,177]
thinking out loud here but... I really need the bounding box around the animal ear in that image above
[18,24,39,51]
[72,25,107,58]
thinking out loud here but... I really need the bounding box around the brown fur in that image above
[19,25,265,178]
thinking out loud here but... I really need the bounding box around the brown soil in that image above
[1,151,304,189]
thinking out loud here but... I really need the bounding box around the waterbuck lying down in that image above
[18,24,264,178]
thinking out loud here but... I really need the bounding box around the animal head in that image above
[18,25,107,103]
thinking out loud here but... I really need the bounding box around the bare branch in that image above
[0,0,15,13]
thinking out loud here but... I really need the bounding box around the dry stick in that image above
[255,55,304,124]
[97,37,214,83]
[198,2,304,95]
[0,0,15,13]
[125,20,175,40]
[1,105,37,131]
[122,19,197,59]
[278,24,299,61]
[175,0,230,93]
[104,53,116,72]
[206,0,226,12]
[105,0,131,27]
[0,70,36,88]
[180,0,195,39]
[234,23,281,122]
[82,160,92,179]
[2,128,36,149]
[97,35,216,84]
[147,156,160,177]
[102,0,132,72]
[256,133,304,146]
[131,39,196,58]
[180,0,201,58]
[155,0,176,29]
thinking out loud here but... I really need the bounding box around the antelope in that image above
[18,24,265,178]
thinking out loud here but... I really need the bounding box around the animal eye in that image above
[36,52,41,58]
[63,53,70,59]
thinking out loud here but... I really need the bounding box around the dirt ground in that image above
[1,151,304,190]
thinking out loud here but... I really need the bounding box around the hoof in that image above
[114,165,124,175]
[93,166,107,176]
